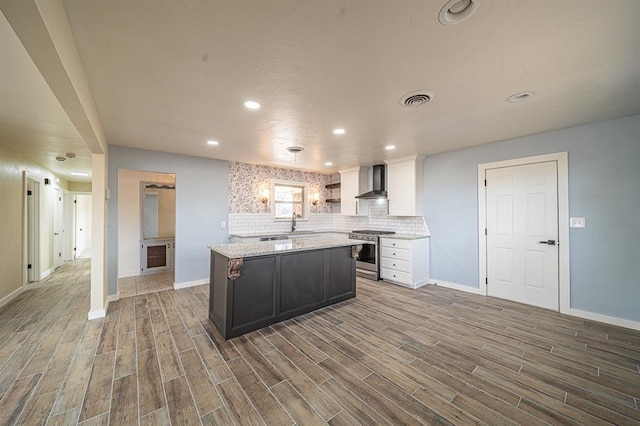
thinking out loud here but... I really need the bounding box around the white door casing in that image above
[486,161,559,310]
[478,152,570,314]
[75,194,92,258]
[53,188,63,268]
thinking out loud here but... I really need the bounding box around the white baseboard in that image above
[40,267,55,280]
[108,294,120,302]
[429,279,485,295]
[0,287,24,309]
[569,308,640,331]
[174,278,208,289]
[87,296,113,321]
[88,309,105,320]
[118,270,139,279]
[429,279,640,331]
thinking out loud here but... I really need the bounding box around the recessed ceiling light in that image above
[206,140,219,146]
[324,162,333,166]
[385,145,396,150]
[506,91,535,103]
[244,100,261,110]
[70,172,89,177]
[439,0,481,26]
[332,128,346,135]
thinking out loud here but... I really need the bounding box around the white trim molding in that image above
[174,278,208,290]
[40,267,56,281]
[88,309,106,320]
[0,287,24,309]
[570,309,640,332]
[478,152,570,314]
[88,295,115,320]
[429,279,485,295]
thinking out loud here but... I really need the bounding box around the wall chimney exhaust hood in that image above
[356,164,387,199]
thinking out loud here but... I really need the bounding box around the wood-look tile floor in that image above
[1,259,639,425]
[117,272,174,298]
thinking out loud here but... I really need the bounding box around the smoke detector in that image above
[400,90,435,108]
[439,0,481,26]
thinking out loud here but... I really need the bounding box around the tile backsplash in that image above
[228,161,429,236]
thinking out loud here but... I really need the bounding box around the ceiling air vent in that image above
[400,90,435,108]
[286,146,304,154]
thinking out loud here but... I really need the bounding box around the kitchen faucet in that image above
[291,212,297,232]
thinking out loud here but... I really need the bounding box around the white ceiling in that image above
[0,11,92,181]
[3,1,640,176]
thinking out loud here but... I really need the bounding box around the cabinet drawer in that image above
[381,268,411,285]
[380,257,411,273]
[380,238,411,250]
[380,246,411,262]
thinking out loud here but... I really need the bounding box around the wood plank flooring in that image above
[1,259,639,425]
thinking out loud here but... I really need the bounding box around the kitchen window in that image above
[273,181,308,220]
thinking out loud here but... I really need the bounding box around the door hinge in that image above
[484,179,487,187]
[484,228,487,236]
[73,247,76,251]
[27,190,32,196]
[27,264,32,269]
[74,200,77,203]
[485,277,488,285]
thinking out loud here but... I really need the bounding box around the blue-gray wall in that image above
[423,114,640,322]
[108,145,229,295]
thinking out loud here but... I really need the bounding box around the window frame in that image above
[271,180,309,221]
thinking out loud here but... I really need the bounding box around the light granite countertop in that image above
[209,235,359,258]
[229,230,350,238]
[229,230,429,240]
[380,233,430,240]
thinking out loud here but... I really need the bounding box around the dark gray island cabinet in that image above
[208,237,362,339]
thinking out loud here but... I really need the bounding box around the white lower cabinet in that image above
[380,237,429,288]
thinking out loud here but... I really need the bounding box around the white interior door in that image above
[75,195,92,258]
[486,161,559,310]
[53,188,63,268]
[26,180,39,282]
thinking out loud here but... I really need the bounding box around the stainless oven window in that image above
[357,243,376,265]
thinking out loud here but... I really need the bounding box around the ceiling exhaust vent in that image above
[400,90,435,108]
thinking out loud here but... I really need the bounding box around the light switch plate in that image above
[221,221,226,228]
[570,217,586,228]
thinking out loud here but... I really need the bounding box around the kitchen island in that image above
[208,236,362,339]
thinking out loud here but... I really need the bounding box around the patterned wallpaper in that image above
[228,162,335,214]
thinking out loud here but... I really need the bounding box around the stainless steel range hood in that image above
[355,164,387,199]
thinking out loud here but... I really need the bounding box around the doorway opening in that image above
[478,152,570,313]
[75,194,92,259]
[117,169,176,298]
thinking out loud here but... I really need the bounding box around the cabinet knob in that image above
[393,263,396,266]
[392,243,396,246]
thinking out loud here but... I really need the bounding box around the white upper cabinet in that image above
[339,167,368,216]
[385,155,425,216]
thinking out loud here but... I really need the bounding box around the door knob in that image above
[538,240,556,245]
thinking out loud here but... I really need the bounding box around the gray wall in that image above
[108,145,229,295]
[423,114,640,322]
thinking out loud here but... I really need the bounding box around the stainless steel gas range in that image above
[348,230,396,280]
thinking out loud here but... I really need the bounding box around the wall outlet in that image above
[221,221,226,228]
[570,217,586,228]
